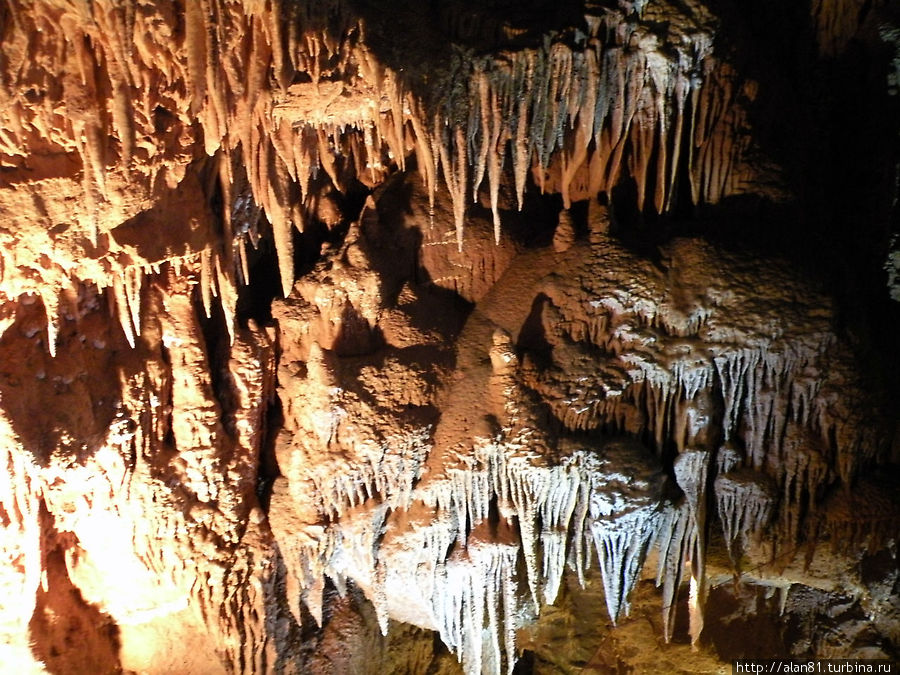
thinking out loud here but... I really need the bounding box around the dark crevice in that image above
[511,649,536,674]
[256,392,283,513]
[236,236,283,326]
[706,0,900,396]
[516,293,554,368]
[196,289,238,437]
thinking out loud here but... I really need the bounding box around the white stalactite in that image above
[715,469,776,563]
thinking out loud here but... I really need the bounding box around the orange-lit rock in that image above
[0,1,898,673]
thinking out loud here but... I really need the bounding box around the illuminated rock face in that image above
[0,1,899,673]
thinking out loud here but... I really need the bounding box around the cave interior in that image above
[0,0,899,673]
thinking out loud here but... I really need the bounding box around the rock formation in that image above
[0,1,899,673]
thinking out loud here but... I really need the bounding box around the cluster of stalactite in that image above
[1,2,898,673]
[264,183,897,673]
[0,0,777,358]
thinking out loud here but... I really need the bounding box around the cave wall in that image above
[0,1,899,673]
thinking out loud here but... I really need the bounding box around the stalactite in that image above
[432,522,520,675]
[200,248,215,319]
[650,501,691,643]
[41,291,60,357]
[512,59,534,212]
[673,449,710,645]
[0,0,743,361]
[715,469,777,564]
[437,125,470,251]
[591,513,658,624]
[214,252,237,345]
[2,3,896,673]
[112,272,137,348]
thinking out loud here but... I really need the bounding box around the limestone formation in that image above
[0,1,898,673]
